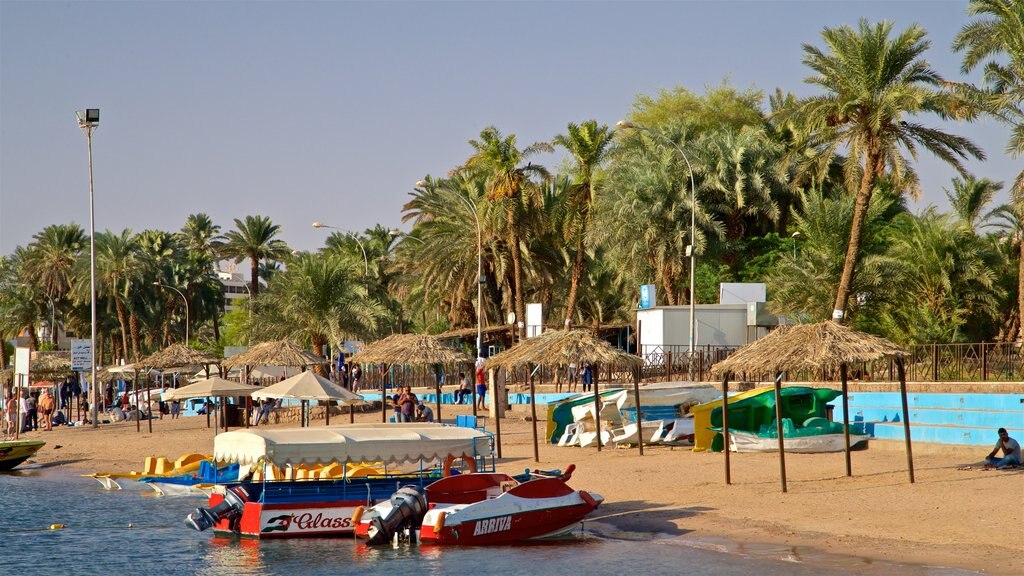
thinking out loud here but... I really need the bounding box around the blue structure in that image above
[829,392,1023,446]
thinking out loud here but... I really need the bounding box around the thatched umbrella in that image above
[221,340,326,369]
[134,344,221,433]
[485,329,644,461]
[710,321,913,492]
[349,333,472,425]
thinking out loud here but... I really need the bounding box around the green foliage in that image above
[629,81,766,134]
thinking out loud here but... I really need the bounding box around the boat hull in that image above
[421,499,599,545]
[212,497,363,538]
[0,440,45,471]
[727,431,870,453]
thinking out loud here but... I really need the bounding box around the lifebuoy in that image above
[442,454,478,477]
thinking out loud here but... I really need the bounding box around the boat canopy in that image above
[213,423,492,467]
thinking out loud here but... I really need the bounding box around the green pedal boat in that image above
[0,440,45,471]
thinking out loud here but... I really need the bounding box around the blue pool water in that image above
[0,468,976,576]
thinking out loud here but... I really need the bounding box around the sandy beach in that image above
[13,400,1023,576]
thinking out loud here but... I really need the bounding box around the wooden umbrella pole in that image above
[773,372,787,493]
[206,395,211,429]
[633,366,644,457]
[223,396,229,431]
[435,375,442,424]
[897,359,915,483]
[147,383,153,434]
[592,364,602,452]
[529,364,539,463]
[841,364,852,477]
[381,364,388,423]
[721,374,731,485]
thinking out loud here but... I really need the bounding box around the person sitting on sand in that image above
[416,400,434,423]
[985,428,1021,470]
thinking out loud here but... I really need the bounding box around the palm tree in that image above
[552,120,615,328]
[178,213,224,265]
[780,19,984,322]
[255,252,386,372]
[22,223,86,344]
[987,201,1024,341]
[221,215,289,299]
[90,230,144,361]
[945,176,1004,233]
[464,126,552,338]
[953,0,1024,196]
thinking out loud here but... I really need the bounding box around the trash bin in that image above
[224,404,244,427]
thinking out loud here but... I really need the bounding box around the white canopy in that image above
[161,377,256,401]
[251,371,363,405]
[213,423,492,467]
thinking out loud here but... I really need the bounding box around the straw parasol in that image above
[135,344,220,371]
[349,333,472,426]
[252,371,364,426]
[709,320,913,492]
[348,333,472,365]
[221,340,326,369]
[485,329,644,461]
[29,351,72,376]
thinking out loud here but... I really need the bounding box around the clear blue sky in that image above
[1,1,1016,260]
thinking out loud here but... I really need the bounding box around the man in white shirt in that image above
[985,428,1022,469]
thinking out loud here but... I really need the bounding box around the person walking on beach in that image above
[351,364,362,393]
[23,391,38,432]
[985,428,1022,469]
[4,393,17,435]
[38,389,55,431]
[475,362,487,412]
[581,364,593,393]
[397,386,417,423]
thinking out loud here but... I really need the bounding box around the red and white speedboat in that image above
[355,464,602,545]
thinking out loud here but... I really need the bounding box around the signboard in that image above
[526,303,543,338]
[71,339,93,371]
[639,284,657,309]
[14,347,31,376]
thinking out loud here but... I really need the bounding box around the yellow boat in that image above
[84,453,210,490]
[0,440,45,471]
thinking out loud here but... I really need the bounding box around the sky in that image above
[1,0,1018,266]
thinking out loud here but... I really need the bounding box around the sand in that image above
[14,401,1023,575]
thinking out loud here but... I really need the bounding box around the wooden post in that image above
[722,374,731,485]
[146,383,153,434]
[529,364,539,463]
[325,399,331,426]
[223,396,230,431]
[592,364,602,452]
[206,394,211,429]
[381,364,388,423]
[897,358,915,483]
[773,372,787,493]
[633,366,644,456]
[435,376,442,424]
[841,364,852,477]
[493,368,502,459]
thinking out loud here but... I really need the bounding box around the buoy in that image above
[49,524,65,530]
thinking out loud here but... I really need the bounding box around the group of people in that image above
[390,386,434,423]
[2,388,60,433]
[562,363,594,393]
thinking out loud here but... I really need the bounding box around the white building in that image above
[217,271,250,312]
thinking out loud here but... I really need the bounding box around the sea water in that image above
[0,470,976,576]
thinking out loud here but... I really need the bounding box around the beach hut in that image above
[251,371,364,426]
[348,333,472,425]
[485,329,644,462]
[135,344,221,432]
[710,321,913,492]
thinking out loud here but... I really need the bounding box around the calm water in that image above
[0,469,975,576]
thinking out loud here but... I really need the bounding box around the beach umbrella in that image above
[711,321,913,492]
[251,371,364,426]
[349,333,472,425]
[162,377,256,435]
[485,330,644,462]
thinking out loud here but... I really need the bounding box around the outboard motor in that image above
[365,485,428,545]
[185,485,252,532]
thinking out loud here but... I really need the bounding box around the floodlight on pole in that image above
[417,180,484,362]
[77,108,100,427]
[153,282,189,345]
[617,120,699,382]
[791,231,801,260]
[312,222,368,275]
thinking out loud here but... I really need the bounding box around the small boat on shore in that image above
[185,423,494,538]
[354,464,602,545]
[0,440,45,471]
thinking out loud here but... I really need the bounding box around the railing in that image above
[349,342,1022,388]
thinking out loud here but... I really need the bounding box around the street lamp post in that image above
[312,222,368,275]
[154,283,189,345]
[791,231,801,260]
[617,120,698,382]
[77,108,100,427]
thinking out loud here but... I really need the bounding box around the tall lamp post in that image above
[153,282,189,345]
[311,222,368,275]
[617,120,698,382]
[791,231,801,260]
[77,108,100,427]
